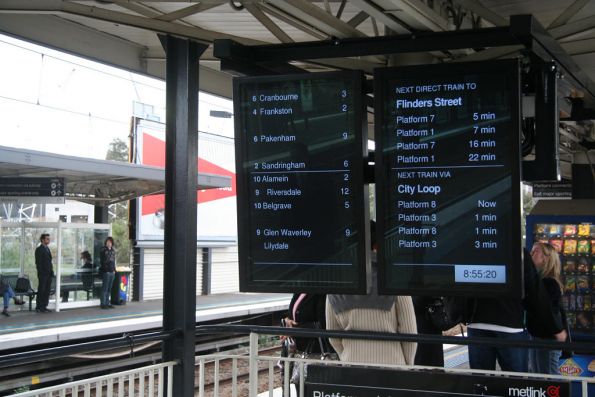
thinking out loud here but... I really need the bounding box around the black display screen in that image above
[234,71,368,293]
[375,59,522,297]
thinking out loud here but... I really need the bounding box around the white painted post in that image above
[198,359,205,397]
[214,358,220,397]
[231,357,238,397]
[166,364,173,397]
[249,332,259,397]
[268,360,274,397]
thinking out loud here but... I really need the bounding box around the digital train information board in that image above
[234,71,368,293]
[375,59,522,297]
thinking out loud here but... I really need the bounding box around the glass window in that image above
[0,225,22,275]
[23,227,58,290]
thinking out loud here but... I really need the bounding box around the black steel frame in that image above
[214,14,595,106]
[214,14,595,182]
[214,26,516,64]
[159,34,208,397]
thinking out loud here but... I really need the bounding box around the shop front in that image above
[527,199,595,378]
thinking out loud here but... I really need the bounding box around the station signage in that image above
[374,59,522,296]
[305,365,571,397]
[532,182,572,199]
[0,177,65,204]
[234,71,368,293]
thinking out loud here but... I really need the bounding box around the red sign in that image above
[141,133,236,216]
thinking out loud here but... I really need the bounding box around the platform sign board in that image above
[374,59,522,297]
[305,365,571,397]
[0,177,65,204]
[532,182,572,199]
[234,71,369,293]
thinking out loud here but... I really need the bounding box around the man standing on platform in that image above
[35,233,54,313]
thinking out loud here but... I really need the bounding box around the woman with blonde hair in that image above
[528,242,567,374]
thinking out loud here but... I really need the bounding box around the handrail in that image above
[2,323,592,372]
[196,324,595,352]
[0,329,178,369]
[10,361,178,397]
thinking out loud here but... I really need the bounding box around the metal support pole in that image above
[94,205,109,223]
[160,34,208,397]
[522,59,560,181]
[55,222,62,312]
[201,247,211,295]
[534,61,560,181]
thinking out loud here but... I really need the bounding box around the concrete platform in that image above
[0,293,291,351]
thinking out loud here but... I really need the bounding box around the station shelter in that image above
[0,144,230,311]
[1,1,595,397]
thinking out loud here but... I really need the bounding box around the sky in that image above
[0,33,234,160]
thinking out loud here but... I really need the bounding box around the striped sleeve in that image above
[396,295,417,365]
[325,297,344,355]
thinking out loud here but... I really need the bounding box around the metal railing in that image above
[9,361,177,397]
[4,323,595,396]
[195,324,595,352]
[194,329,595,397]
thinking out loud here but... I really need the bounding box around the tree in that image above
[106,138,129,162]
[111,219,131,265]
[105,138,131,265]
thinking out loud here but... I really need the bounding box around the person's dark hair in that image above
[104,236,114,246]
[40,233,50,242]
[81,250,92,262]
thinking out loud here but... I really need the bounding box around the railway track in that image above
[0,312,285,396]
[197,346,282,396]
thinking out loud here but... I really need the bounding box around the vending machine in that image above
[526,199,595,378]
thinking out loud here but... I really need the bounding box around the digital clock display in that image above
[375,59,523,297]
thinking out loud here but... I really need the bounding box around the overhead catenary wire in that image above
[0,94,130,127]
[0,38,163,91]
[0,37,233,110]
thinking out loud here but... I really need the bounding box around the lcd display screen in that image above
[234,71,368,293]
[374,59,522,297]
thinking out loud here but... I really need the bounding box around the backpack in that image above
[426,296,466,331]
[15,277,33,293]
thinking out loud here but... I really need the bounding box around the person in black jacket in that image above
[413,296,445,367]
[527,242,567,374]
[99,237,116,309]
[282,294,328,353]
[34,233,54,313]
[467,249,564,372]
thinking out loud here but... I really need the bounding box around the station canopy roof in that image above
[0,0,594,177]
[0,145,231,205]
[2,1,595,99]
